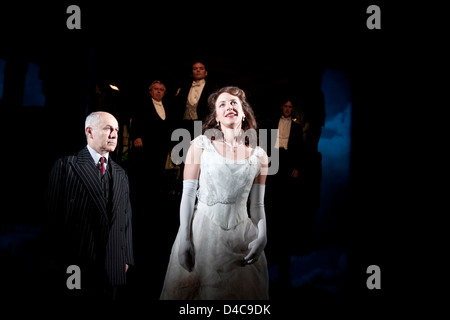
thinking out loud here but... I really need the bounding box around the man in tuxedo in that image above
[263,98,305,191]
[175,61,216,138]
[130,80,174,174]
[128,80,176,205]
[128,80,178,299]
[45,111,134,301]
[262,98,306,296]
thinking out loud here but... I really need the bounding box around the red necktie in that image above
[98,157,107,175]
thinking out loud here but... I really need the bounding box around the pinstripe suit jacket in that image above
[47,147,134,287]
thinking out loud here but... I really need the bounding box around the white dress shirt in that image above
[184,79,206,120]
[187,79,206,107]
[152,98,166,120]
[275,116,292,150]
[87,144,109,168]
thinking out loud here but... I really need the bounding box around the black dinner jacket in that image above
[263,117,305,173]
[46,147,134,286]
[130,96,175,150]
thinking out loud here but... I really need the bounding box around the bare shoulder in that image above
[185,138,204,166]
[255,146,269,166]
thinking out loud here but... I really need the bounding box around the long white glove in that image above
[178,179,198,272]
[244,184,267,264]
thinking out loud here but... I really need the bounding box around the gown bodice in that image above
[194,135,264,229]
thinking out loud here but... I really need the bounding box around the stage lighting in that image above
[109,84,119,91]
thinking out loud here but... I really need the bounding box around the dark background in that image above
[0,0,420,315]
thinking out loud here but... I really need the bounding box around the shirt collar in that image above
[192,79,206,87]
[152,97,163,106]
[86,144,109,165]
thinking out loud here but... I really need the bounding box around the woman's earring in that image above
[216,121,220,127]
[242,117,245,122]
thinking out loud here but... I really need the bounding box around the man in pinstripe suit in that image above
[45,111,134,301]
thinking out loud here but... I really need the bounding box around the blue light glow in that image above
[22,62,45,106]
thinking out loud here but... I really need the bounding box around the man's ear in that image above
[86,127,93,139]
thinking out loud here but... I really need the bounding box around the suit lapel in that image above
[71,147,109,221]
[109,159,124,224]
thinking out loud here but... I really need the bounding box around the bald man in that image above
[45,111,134,301]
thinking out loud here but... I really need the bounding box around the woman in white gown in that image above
[160,86,270,300]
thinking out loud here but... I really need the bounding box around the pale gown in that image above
[160,135,269,300]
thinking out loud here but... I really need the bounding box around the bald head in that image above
[85,111,119,156]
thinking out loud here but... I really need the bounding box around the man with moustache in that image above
[45,111,134,301]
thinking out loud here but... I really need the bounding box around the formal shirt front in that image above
[184,79,206,120]
[275,116,292,150]
[152,98,166,120]
[87,144,109,169]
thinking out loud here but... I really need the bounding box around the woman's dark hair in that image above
[203,86,258,147]
[203,86,257,131]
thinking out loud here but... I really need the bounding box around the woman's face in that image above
[215,92,245,128]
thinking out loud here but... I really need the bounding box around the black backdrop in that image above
[0,0,422,316]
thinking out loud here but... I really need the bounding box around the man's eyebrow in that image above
[104,124,119,131]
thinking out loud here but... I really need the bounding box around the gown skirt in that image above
[160,202,269,300]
